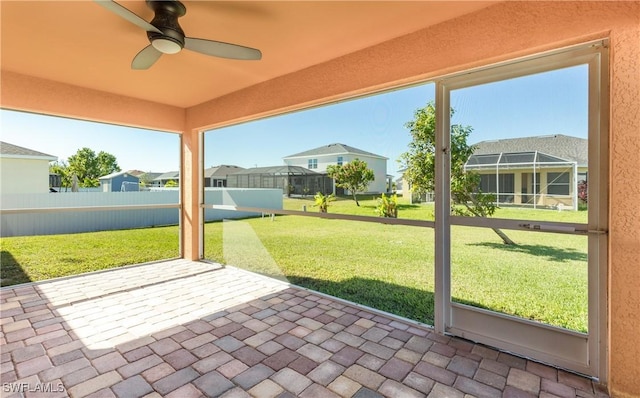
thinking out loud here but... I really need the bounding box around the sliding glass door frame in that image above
[434,40,609,380]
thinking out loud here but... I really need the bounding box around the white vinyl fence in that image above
[1,188,282,237]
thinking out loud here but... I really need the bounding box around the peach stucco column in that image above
[181,128,201,261]
[607,15,640,398]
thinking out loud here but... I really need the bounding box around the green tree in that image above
[399,101,515,245]
[67,147,121,188]
[326,158,374,206]
[164,180,178,188]
[96,151,120,178]
[49,161,72,191]
[139,172,154,188]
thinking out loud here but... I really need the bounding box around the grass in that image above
[284,194,588,223]
[204,195,589,332]
[1,226,179,287]
[204,216,436,323]
[1,194,589,332]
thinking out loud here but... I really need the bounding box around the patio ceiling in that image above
[0,1,495,109]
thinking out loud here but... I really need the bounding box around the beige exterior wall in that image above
[0,157,52,194]
[474,166,587,209]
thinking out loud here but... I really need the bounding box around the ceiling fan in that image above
[95,0,262,69]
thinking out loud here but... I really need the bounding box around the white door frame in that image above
[433,40,609,380]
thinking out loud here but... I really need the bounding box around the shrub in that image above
[376,193,398,218]
[578,180,588,204]
[314,192,335,213]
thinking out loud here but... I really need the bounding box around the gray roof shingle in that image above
[0,141,57,160]
[153,171,180,181]
[472,134,587,167]
[205,165,245,178]
[283,143,387,160]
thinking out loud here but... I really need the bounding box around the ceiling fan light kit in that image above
[95,0,262,69]
[152,38,182,54]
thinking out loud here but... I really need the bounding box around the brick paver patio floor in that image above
[1,259,608,398]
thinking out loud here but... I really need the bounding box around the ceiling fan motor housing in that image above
[146,0,186,49]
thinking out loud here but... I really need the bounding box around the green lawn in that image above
[204,195,589,332]
[1,195,589,332]
[283,194,588,223]
[1,227,179,287]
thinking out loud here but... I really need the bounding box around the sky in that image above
[0,64,587,179]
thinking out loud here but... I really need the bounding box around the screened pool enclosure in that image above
[226,165,334,196]
[465,150,583,209]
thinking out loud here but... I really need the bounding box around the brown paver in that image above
[0,260,606,397]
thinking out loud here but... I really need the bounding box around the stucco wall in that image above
[285,154,388,193]
[0,158,51,194]
[607,6,640,397]
[1,72,185,134]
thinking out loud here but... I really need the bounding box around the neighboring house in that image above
[0,141,57,194]
[397,167,435,204]
[465,134,587,209]
[98,170,140,192]
[204,165,245,187]
[153,171,180,187]
[394,177,403,194]
[137,172,163,188]
[283,143,390,194]
[226,165,333,195]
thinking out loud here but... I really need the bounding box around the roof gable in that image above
[205,165,246,178]
[98,170,138,180]
[154,171,180,180]
[283,143,387,160]
[0,141,57,160]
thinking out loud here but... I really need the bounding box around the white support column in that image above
[573,162,578,210]
[533,152,538,209]
[496,153,502,205]
[434,81,451,335]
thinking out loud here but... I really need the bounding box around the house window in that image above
[337,156,343,166]
[479,173,514,203]
[479,174,495,193]
[308,159,318,169]
[547,172,570,195]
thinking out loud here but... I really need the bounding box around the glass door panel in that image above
[437,41,608,378]
[450,64,589,221]
[451,226,588,332]
[202,83,438,327]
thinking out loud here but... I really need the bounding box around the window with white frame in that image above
[308,159,318,169]
[337,156,343,166]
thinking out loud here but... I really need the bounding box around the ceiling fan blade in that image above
[94,0,162,34]
[184,37,262,60]
[131,45,163,70]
